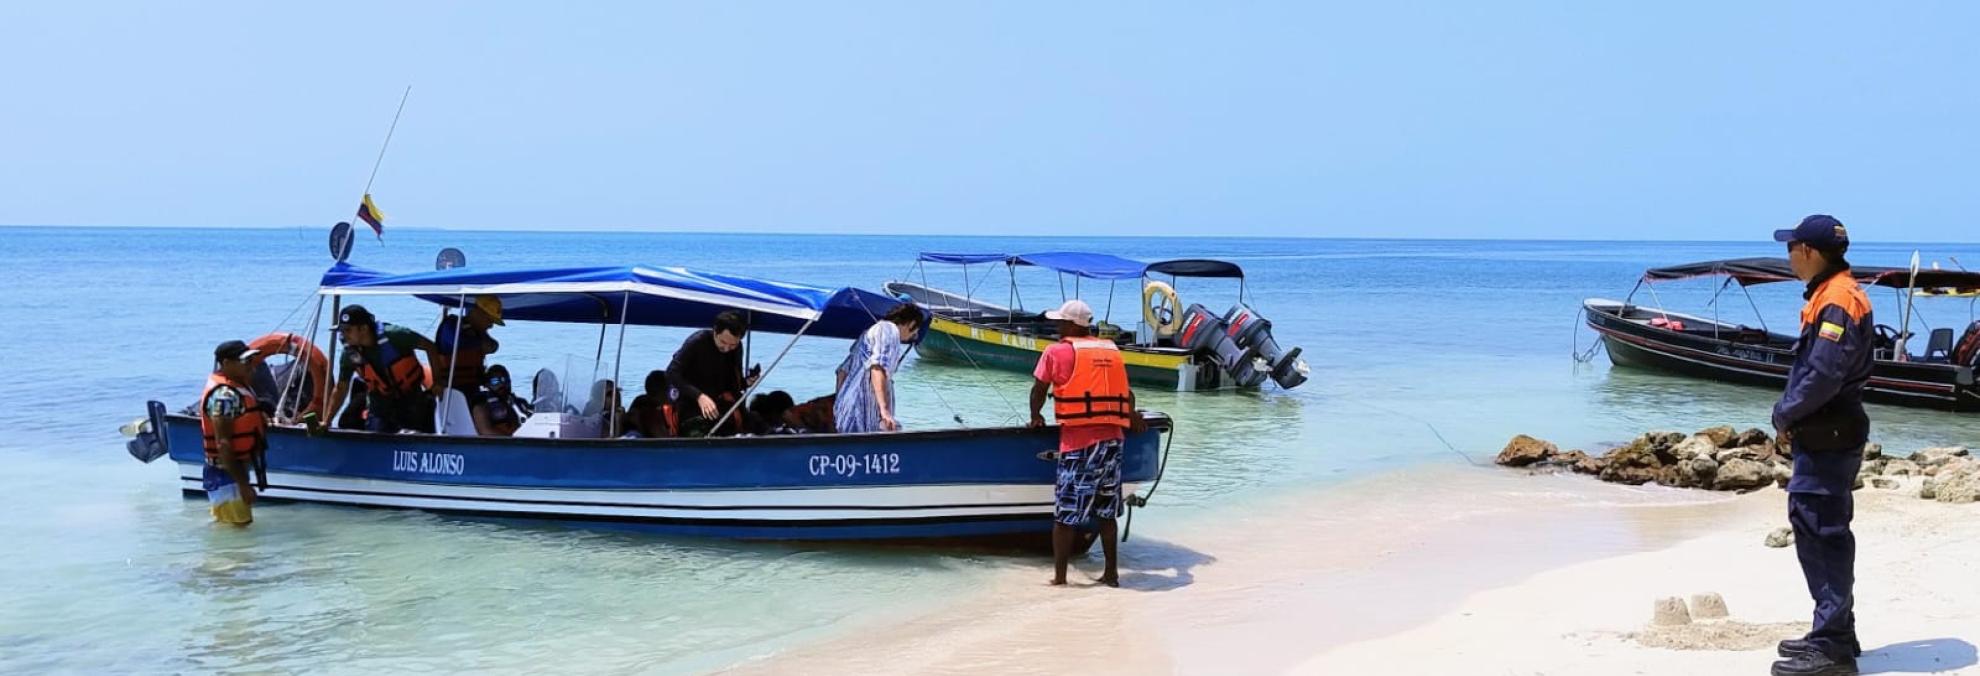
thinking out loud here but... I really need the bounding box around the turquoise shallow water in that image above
[2,227,1977,672]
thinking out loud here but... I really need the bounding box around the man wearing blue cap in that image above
[1769,214,1872,676]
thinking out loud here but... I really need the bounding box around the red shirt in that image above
[1035,342,1127,452]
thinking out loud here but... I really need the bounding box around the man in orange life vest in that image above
[1029,299,1144,588]
[1770,215,1874,676]
[201,340,270,525]
[328,305,439,434]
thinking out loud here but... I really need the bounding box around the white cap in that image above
[1044,299,1095,327]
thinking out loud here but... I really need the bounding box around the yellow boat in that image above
[887,252,1309,392]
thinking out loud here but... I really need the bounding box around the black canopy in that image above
[1644,257,1980,292]
[1147,259,1245,279]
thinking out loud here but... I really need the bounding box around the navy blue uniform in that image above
[1772,267,1873,660]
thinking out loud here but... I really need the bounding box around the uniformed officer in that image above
[1769,214,1873,676]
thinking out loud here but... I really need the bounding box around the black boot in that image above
[1771,651,1857,676]
[1780,638,1862,659]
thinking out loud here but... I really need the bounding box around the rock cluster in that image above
[1498,431,1978,504]
[1495,426,1785,492]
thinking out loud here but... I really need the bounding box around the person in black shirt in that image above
[666,310,759,436]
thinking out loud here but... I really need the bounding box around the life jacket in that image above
[430,316,490,392]
[200,373,268,463]
[1052,336,1133,428]
[359,324,428,400]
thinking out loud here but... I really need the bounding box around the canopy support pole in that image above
[277,295,328,423]
[1644,282,1673,324]
[609,291,631,437]
[439,294,469,434]
[1105,279,1116,324]
[1009,262,1022,313]
[1709,277,1733,340]
[710,318,816,435]
[581,293,611,402]
[1740,282,1769,336]
[323,294,342,424]
[1898,251,1921,361]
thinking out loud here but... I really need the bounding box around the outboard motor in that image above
[1956,319,1980,368]
[1221,304,1310,390]
[1176,304,1269,388]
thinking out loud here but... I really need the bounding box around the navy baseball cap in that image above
[1773,214,1849,249]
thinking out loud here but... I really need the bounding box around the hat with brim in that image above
[214,340,262,363]
[1773,214,1848,249]
[473,295,505,326]
[1044,299,1095,327]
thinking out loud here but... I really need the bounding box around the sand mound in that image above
[1625,620,1804,651]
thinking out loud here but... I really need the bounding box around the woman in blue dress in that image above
[833,304,925,433]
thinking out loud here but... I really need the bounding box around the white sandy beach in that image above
[723,466,1980,675]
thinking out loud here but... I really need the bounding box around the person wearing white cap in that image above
[1029,299,1143,587]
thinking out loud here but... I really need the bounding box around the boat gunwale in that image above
[161,410,1174,451]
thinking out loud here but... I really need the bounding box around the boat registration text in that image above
[809,453,902,478]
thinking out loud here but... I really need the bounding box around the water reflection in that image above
[1591,366,1980,450]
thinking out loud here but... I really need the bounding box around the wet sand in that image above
[718,465,1875,674]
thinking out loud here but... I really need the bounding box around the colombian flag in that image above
[357,194,386,236]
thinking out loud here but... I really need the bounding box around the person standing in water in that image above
[1029,299,1141,588]
[199,340,269,526]
[1769,215,1872,676]
[832,303,923,433]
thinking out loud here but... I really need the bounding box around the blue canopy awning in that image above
[916,251,1152,280]
[917,252,1012,265]
[1009,252,1149,280]
[317,263,910,340]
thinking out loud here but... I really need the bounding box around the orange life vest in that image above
[1052,337,1133,428]
[430,317,491,392]
[200,373,268,463]
[357,325,428,399]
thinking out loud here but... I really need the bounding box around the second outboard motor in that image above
[1176,304,1269,388]
[1221,304,1310,390]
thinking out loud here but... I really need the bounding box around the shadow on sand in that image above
[1859,638,1978,675]
[1076,536,1214,592]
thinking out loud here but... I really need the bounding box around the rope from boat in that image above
[1572,305,1605,364]
[265,292,318,340]
[1339,396,1485,467]
[1120,422,1174,543]
[274,296,328,422]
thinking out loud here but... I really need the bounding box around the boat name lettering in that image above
[392,450,466,476]
[807,453,902,478]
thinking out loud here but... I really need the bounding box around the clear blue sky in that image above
[3,2,1975,240]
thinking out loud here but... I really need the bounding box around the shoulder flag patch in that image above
[1818,321,1845,342]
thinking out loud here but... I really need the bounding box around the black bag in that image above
[1793,403,1870,453]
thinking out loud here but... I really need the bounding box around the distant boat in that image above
[885,252,1309,392]
[1584,257,1980,412]
[128,256,1174,548]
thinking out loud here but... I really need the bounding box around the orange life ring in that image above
[248,332,330,419]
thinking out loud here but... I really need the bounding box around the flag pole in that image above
[361,86,412,242]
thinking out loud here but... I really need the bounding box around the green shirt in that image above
[339,323,428,386]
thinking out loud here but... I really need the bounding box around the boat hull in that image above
[917,317,1230,391]
[1584,300,1980,412]
[155,409,1171,543]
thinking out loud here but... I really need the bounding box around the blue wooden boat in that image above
[128,256,1175,546]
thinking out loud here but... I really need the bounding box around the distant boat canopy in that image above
[317,262,910,339]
